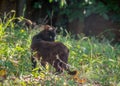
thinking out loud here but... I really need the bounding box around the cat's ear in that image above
[44,25,52,30]
[39,25,52,31]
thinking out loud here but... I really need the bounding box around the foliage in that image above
[0,11,32,76]
[84,0,120,21]
[0,13,120,85]
[32,0,120,27]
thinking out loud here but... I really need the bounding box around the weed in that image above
[0,11,120,86]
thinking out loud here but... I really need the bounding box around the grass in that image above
[0,11,120,86]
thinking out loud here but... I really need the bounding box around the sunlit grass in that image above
[0,12,120,85]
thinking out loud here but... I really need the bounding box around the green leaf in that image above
[60,0,66,7]
[49,0,53,3]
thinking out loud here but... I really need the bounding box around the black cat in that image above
[31,25,76,75]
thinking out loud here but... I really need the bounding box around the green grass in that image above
[0,12,120,86]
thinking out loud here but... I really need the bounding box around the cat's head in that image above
[39,25,57,41]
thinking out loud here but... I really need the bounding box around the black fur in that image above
[31,25,76,75]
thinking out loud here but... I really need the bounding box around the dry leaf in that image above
[0,69,7,79]
[72,71,86,84]
[78,78,86,84]
[0,69,6,77]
